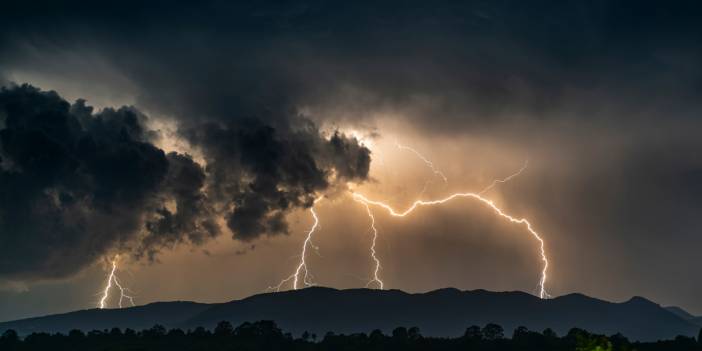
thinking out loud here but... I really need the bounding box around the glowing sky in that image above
[1,1,701,321]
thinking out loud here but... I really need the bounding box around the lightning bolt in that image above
[395,141,448,183]
[269,198,323,291]
[479,160,529,195]
[356,199,383,289]
[268,135,546,298]
[353,161,535,293]
[98,255,135,309]
[362,141,532,293]
[352,192,550,299]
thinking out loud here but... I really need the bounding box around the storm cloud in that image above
[183,119,369,240]
[2,1,701,131]
[0,85,370,280]
[0,85,170,280]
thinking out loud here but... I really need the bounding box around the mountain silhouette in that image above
[664,306,702,328]
[666,306,698,320]
[1,287,699,342]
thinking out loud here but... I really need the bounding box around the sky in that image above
[1,1,701,321]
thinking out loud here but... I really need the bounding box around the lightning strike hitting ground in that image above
[355,199,383,289]
[354,160,531,291]
[98,255,135,309]
[269,138,540,296]
[358,141,531,292]
[352,192,551,299]
[269,198,323,292]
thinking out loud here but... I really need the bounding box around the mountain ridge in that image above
[1,287,699,342]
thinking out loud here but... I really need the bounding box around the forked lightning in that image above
[269,141,550,299]
[357,200,383,289]
[355,157,532,292]
[351,191,550,299]
[270,198,323,291]
[98,255,135,309]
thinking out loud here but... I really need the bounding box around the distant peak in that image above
[664,306,696,320]
[553,292,590,301]
[625,296,657,306]
[298,286,340,292]
[426,287,462,294]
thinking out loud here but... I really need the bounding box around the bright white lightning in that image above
[269,198,323,291]
[395,141,448,183]
[98,255,135,309]
[356,200,383,289]
[355,161,530,291]
[352,192,551,299]
[268,135,543,297]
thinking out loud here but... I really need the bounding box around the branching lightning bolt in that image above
[352,192,550,299]
[359,142,535,294]
[98,255,135,309]
[269,198,323,292]
[267,135,547,298]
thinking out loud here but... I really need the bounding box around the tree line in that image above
[1,320,701,351]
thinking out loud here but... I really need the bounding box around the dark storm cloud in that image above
[2,1,701,131]
[139,152,220,260]
[183,119,369,241]
[0,84,167,280]
[0,85,370,280]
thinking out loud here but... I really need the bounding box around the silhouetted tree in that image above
[87,329,103,337]
[124,328,136,338]
[168,328,185,337]
[542,328,559,350]
[0,329,19,348]
[609,332,630,350]
[408,326,422,341]
[144,324,166,338]
[566,328,588,342]
[214,320,233,337]
[482,323,504,341]
[109,327,122,337]
[233,320,285,345]
[68,329,85,340]
[673,335,697,349]
[3,321,700,351]
[566,328,612,351]
[464,325,482,340]
[543,328,558,339]
[513,326,529,339]
[698,328,702,345]
[392,326,408,341]
[190,326,210,338]
[369,329,384,342]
